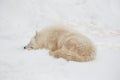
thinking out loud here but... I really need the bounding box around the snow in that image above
[0,0,120,80]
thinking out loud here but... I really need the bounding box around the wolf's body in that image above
[24,26,96,62]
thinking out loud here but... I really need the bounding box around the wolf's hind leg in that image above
[49,46,80,61]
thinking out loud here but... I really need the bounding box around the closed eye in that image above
[30,46,34,49]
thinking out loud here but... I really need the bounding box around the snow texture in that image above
[0,0,120,80]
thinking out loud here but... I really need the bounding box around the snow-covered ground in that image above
[0,0,120,80]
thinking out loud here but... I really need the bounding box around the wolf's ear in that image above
[36,31,38,35]
[35,31,39,37]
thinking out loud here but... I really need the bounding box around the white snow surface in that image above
[0,0,120,80]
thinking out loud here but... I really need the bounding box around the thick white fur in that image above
[25,25,96,62]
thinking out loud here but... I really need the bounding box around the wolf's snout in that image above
[24,46,27,49]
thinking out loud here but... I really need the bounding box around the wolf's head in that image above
[24,31,41,50]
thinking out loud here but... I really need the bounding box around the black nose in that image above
[24,46,26,49]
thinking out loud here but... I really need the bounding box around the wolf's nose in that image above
[24,46,26,49]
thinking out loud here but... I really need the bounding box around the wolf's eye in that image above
[30,46,34,49]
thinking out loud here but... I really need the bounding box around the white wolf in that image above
[24,25,96,62]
